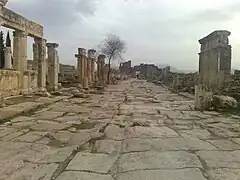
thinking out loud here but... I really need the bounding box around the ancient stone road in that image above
[1,79,240,180]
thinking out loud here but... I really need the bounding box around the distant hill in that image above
[157,64,196,73]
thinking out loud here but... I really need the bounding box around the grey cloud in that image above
[185,1,240,23]
[8,0,100,39]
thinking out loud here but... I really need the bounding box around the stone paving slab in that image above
[207,168,240,180]
[122,137,216,152]
[67,153,119,173]
[118,151,202,173]
[0,102,44,122]
[6,163,58,180]
[94,140,122,154]
[56,171,114,180]
[126,126,179,138]
[196,150,240,168]
[115,168,207,180]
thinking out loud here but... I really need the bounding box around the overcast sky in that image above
[3,0,240,71]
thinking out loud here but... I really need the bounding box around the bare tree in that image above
[99,34,126,83]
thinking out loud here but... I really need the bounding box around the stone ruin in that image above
[195,30,236,110]
[75,48,117,89]
[0,1,60,97]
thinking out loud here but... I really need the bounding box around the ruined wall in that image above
[0,70,20,97]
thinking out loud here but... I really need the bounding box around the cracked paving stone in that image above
[94,140,122,154]
[10,116,36,123]
[207,139,240,150]
[14,131,48,143]
[37,146,76,163]
[0,127,17,138]
[67,153,118,173]
[208,168,240,180]
[104,124,125,140]
[29,121,70,132]
[178,129,212,140]
[116,168,207,180]
[6,163,58,180]
[232,138,240,145]
[122,138,216,153]
[196,150,240,168]
[56,171,114,180]
[118,151,202,173]
[1,129,30,141]
[126,126,179,138]
[33,111,65,120]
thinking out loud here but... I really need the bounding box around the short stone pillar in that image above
[4,46,12,69]
[87,49,96,86]
[75,48,87,86]
[97,54,106,86]
[195,85,213,110]
[47,43,59,91]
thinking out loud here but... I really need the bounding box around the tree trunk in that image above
[107,56,112,84]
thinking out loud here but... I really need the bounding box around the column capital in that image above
[47,43,59,48]
[88,49,96,58]
[13,30,28,38]
[78,48,86,56]
[98,54,106,62]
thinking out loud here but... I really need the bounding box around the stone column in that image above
[87,49,96,86]
[4,46,12,69]
[98,54,106,86]
[75,48,87,86]
[47,43,59,91]
[33,42,39,71]
[35,38,47,92]
[91,57,96,84]
[13,30,28,93]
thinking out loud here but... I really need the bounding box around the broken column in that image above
[87,49,96,86]
[4,46,11,69]
[97,54,106,86]
[47,43,59,91]
[34,38,47,92]
[75,48,87,87]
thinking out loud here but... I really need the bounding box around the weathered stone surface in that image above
[67,153,118,173]
[116,168,207,180]
[179,129,212,140]
[126,126,179,138]
[118,151,202,173]
[0,127,16,138]
[1,129,29,141]
[104,124,125,140]
[15,131,48,143]
[207,139,240,150]
[196,150,240,168]
[122,138,215,152]
[56,171,113,180]
[33,111,65,120]
[94,140,122,154]
[67,132,91,146]
[232,138,240,145]
[208,168,240,180]
[0,102,43,121]
[5,163,58,180]
[29,121,70,132]
[10,116,36,123]
[37,146,76,163]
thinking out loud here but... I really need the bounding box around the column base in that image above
[38,87,47,92]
